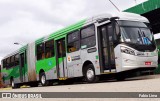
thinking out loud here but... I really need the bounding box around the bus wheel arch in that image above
[82,61,93,76]
[82,61,99,83]
[39,69,45,80]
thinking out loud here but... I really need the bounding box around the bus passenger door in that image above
[19,53,25,82]
[98,23,116,72]
[56,38,67,78]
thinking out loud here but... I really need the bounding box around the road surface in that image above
[0,75,160,101]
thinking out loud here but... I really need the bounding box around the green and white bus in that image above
[1,12,158,88]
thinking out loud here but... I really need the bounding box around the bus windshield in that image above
[120,27,153,45]
[118,21,154,45]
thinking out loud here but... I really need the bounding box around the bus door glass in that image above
[19,53,25,82]
[56,38,67,78]
[67,30,81,77]
[99,23,115,71]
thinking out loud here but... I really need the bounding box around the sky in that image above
[0,0,147,62]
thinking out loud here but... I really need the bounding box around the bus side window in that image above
[37,43,45,60]
[6,58,10,69]
[45,40,54,58]
[81,25,96,49]
[15,54,19,66]
[2,59,6,69]
[10,56,15,67]
[67,30,80,53]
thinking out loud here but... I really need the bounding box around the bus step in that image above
[59,77,68,80]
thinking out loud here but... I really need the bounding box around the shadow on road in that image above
[3,74,159,90]
[45,74,159,87]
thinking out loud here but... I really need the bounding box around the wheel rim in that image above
[41,75,46,84]
[86,68,94,80]
[11,80,14,87]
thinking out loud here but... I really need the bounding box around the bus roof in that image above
[87,12,149,23]
[3,45,28,59]
[36,12,149,43]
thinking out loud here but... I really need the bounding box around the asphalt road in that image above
[0,75,160,101]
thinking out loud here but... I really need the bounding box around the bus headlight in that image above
[121,47,135,55]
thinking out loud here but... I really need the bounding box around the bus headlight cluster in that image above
[121,47,135,55]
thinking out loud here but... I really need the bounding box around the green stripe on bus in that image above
[48,19,86,40]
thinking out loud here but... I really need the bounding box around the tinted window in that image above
[10,56,15,67]
[2,59,6,68]
[3,55,19,69]
[20,53,24,67]
[101,27,108,47]
[108,25,114,42]
[6,58,10,69]
[81,25,96,48]
[118,21,148,28]
[57,38,66,57]
[45,40,54,58]
[68,41,80,53]
[25,51,27,64]
[81,25,95,38]
[68,31,79,43]
[67,31,80,53]
[81,36,96,48]
[37,43,45,60]
[15,54,19,66]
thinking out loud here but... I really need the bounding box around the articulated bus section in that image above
[1,12,158,88]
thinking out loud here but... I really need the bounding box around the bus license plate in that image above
[145,62,151,65]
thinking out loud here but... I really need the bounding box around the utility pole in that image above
[108,0,120,12]
[135,0,137,5]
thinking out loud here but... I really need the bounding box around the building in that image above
[124,0,160,74]
[124,0,160,34]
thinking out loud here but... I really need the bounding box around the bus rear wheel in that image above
[84,64,99,83]
[40,72,49,86]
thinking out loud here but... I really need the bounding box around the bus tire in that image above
[40,72,49,86]
[84,64,99,83]
[11,78,20,89]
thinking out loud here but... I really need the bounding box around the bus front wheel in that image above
[84,64,99,83]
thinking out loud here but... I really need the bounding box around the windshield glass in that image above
[120,27,153,45]
[118,21,154,45]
